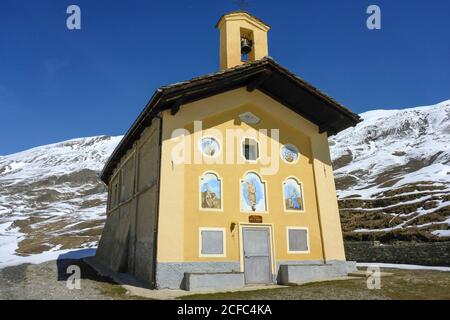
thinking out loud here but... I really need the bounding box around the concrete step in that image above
[184,272,245,291]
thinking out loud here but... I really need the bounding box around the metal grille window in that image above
[199,228,226,257]
[287,228,309,253]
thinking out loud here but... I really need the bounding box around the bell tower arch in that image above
[216,11,270,70]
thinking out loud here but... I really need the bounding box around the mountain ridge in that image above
[0,100,449,267]
[330,100,450,241]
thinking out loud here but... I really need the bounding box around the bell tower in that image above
[216,11,270,70]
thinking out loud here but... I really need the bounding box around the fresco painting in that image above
[241,172,267,212]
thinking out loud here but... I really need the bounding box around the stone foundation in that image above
[157,260,355,289]
[156,262,241,289]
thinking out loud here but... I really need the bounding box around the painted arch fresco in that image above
[240,172,267,212]
[200,172,222,210]
[199,174,305,212]
[283,177,304,211]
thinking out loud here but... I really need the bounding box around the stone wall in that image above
[344,241,450,267]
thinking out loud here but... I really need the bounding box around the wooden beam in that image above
[318,124,330,134]
[170,104,180,115]
[170,97,186,115]
[319,116,343,134]
[257,87,321,127]
[246,70,272,92]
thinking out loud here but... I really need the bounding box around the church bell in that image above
[241,37,253,55]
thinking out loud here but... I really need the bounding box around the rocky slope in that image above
[330,100,450,242]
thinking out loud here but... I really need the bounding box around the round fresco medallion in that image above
[281,144,299,163]
[199,137,220,157]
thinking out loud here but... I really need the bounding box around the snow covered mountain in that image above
[330,100,450,241]
[0,100,449,267]
[0,136,122,267]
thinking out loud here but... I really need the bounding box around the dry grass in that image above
[13,217,104,255]
[181,269,450,300]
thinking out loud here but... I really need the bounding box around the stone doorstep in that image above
[346,261,358,273]
[184,272,245,292]
[278,263,351,285]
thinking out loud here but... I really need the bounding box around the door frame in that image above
[238,223,276,282]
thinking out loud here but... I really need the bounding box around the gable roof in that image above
[100,57,361,183]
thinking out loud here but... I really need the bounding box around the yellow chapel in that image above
[94,11,361,290]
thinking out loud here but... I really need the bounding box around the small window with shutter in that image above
[242,138,259,161]
[287,227,310,253]
[199,228,226,257]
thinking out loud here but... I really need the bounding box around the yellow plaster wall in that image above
[157,88,346,264]
[310,134,346,260]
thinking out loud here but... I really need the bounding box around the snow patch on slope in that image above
[331,100,450,237]
[330,100,450,199]
[0,135,122,268]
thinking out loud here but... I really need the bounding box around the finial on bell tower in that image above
[216,11,270,70]
[234,0,250,11]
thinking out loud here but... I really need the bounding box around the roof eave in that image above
[99,89,164,183]
[100,58,360,183]
[215,10,271,30]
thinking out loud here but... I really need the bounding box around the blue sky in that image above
[0,0,449,155]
